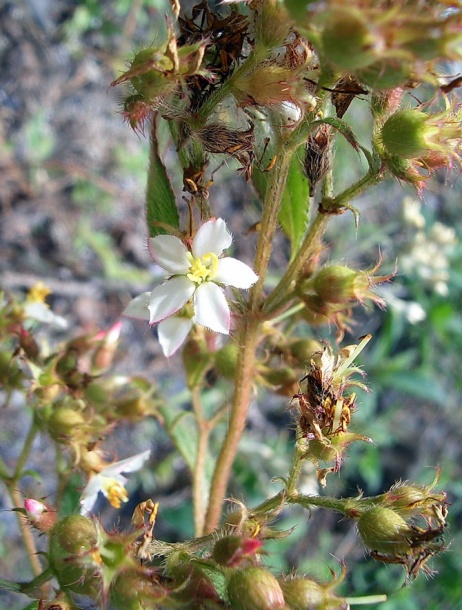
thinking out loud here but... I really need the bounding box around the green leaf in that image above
[377,370,446,406]
[0,578,22,592]
[278,154,309,257]
[146,120,180,237]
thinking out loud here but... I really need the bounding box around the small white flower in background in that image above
[123,218,258,357]
[23,282,68,329]
[80,449,151,515]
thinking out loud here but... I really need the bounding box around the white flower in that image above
[123,218,258,355]
[80,449,151,515]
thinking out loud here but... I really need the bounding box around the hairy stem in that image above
[191,386,211,537]
[204,150,293,532]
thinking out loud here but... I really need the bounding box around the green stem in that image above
[263,212,329,315]
[8,486,43,578]
[285,435,306,496]
[191,386,211,537]
[204,150,294,533]
[13,419,39,479]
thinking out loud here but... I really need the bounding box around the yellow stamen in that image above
[103,478,129,509]
[186,251,218,285]
[27,282,51,303]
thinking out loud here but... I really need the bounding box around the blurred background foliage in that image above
[1,1,461,609]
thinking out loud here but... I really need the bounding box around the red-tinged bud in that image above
[19,328,40,360]
[122,94,153,133]
[212,536,263,567]
[357,506,413,554]
[49,515,101,596]
[91,321,122,373]
[280,576,348,610]
[321,8,384,71]
[109,567,167,610]
[24,498,56,533]
[227,567,286,610]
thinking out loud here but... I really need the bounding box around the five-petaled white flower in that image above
[123,218,258,356]
[80,449,151,514]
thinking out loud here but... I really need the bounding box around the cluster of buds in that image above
[296,261,393,340]
[291,336,372,485]
[316,3,462,90]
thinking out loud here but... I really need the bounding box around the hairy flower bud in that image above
[215,343,239,379]
[381,108,461,160]
[212,536,262,567]
[47,399,86,442]
[321,8,384,71]
[227,567,286,610]
[109,567,166,610]
[357,506,413,554]
[49,515,100,596]
[280,576,348,610]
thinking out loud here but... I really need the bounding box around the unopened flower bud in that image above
[314,265,364,305]
[280,576,348,610]
[215,343,239,379]
[321,8,384,70]
[357,506,413,554]
[24,498,56,533]
[49,515,100,596]
[381,108,461,160]
[47,401,86,441]
[227,567,286,610]
[167,555,221,603]
[110,567,166,610]
[212,536,262,567]
[254,0,291,48]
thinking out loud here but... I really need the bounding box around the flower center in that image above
[186,252,218,285]
[102,478,129,509]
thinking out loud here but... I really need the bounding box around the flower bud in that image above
[356,59,411,90]
[212,536,262,567]
[110,567,166,610]
[0,350,23,389]
[167,556,221,603]
[280,577,348,610]
[227,567,286,610]
[313,265,364,305]
[254,0,291,48]
[24,498,56,533]
[321,8,384,70]
[262,367,299,396]
[49,515,100,596]
[47,401,86,442]
[381,107,461,162]
[215,343,239,379]
[357,506,413,554]
[382,109,434,159]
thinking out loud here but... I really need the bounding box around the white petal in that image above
[194,282,230,334]
[148,235,190,274]
[215,258,258,289]
[79,475,104,514]
[122,292,151,320]
[102,449,151,476]
[158,317,193,357]
[148,278,195,324]
[24,302,68,329]
[192,218,232,258]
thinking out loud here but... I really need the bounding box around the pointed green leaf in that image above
[278,154,309,256]
[146,121,180,237]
